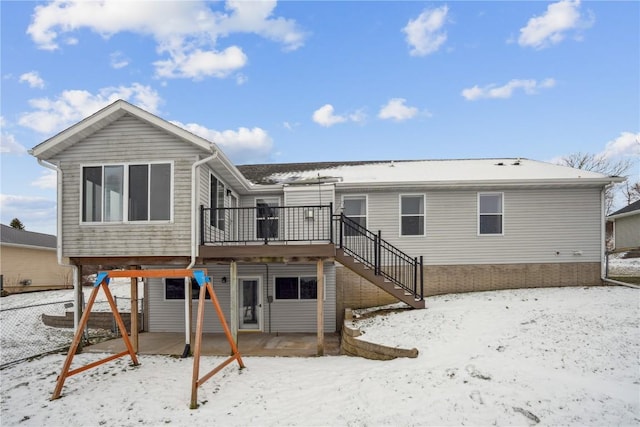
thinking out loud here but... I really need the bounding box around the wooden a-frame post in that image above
[190,271,245,409]
[51,268,226,403]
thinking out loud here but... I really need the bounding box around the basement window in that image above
[165,278,211,300]
[274,276,318,300]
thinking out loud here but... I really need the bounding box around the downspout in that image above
[37,159,80,330]
[601,181,616,282]
[182,147,218,358]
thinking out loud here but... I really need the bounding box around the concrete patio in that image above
[83,332,342,357]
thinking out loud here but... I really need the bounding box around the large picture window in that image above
[274,276,318,300]
[165,278,211,300]
[343,195,367,236]
[400,194,425,236]
[478,193,503,235]
[82,163,171,223]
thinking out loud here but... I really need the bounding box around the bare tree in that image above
[621,181,640,205]
[559,152,633,214]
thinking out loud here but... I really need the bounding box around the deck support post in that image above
[130,265,140,353]
[230,261,238,346]
[316,259,324,356]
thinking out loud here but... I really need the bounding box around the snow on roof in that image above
[240,158,616,186]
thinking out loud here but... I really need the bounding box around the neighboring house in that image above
[0,224,72,294]
[607,200,640,252]
[28,100,623,349]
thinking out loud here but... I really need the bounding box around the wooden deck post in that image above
[316,259,324,356]
[230,261,238,346]
[129,265,140,353]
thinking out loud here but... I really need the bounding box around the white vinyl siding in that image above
[147,263,336,334]
[52,114,202,257]
[613,214,640,250]
[335,187,602,264]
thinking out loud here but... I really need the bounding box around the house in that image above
[607,200,640,253]
[29,100,623,353]
[0,224,73,294]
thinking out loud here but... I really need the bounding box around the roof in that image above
[608,199,640,220]
[0,224,57,249]
[237,158,622,187]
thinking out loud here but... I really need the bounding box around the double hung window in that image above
[400,194,425,236]
[82,163,171,223]
[342,195,367,236]
[478,193,503,235]
[210,175,226,229]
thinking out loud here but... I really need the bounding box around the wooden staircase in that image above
[336,248,425,308]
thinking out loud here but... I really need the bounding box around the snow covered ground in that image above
[1,284,638,426]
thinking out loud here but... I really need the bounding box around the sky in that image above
[1,0,639,235]
[1,277,639,425]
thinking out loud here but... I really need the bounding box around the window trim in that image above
[255,196,281,241]
[163,276,213,301]
[342,194,368,234]
[209,172,227,230]
[273,275,326,301]
[477,192,504,236]
[79,161,174,224]
[399,193,426,237]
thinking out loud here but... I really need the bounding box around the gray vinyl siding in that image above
[614,214,640,249]
[147,263,336,333]
[335,187,603,264]
[51,114,208,257]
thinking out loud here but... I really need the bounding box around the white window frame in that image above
[255,197,281,241]
[209,172,227,230]
[342,194,368,233]
[80,161,174,224]
[273,275,327,301]
[477,192,504,236]
[399,193,426,237]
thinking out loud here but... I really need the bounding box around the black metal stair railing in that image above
[334,214,423,301]
[199,204,423,300]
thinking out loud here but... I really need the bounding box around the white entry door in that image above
[239,277,262,330]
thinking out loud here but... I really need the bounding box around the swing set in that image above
[50,268,245,409]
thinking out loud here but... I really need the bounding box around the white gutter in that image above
[182,148,218,357]
[36,159,80,330]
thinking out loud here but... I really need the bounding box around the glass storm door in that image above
[239,278,261,330]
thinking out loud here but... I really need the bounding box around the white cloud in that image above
[402,5,448,56]
[19,83,162,134]
[312,104,347,127]
[461,78,556,101]
[518,0,594,49]
[378,98,418,122]
[19,71,45,89]
[27,0,306,80]
[600,132,640,159]
[172,121,273,164]
[110,51,129,69]
[0,123,27,154]
[0,194,57,233]
[32,169,58,190]
[154,46,247,80]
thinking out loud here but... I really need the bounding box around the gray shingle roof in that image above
[0,224,57,249]
[609,200,640,217]
[236,160,409,184]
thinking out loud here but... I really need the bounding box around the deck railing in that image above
[200,204,423,300]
